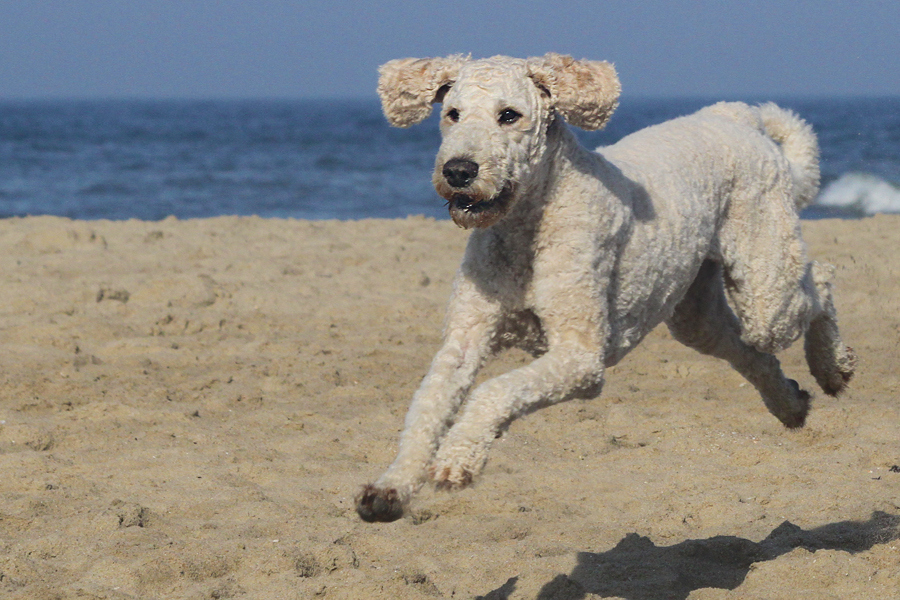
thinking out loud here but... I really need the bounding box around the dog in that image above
[356,53,856,522]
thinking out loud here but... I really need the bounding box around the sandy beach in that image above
[0,214,897,599]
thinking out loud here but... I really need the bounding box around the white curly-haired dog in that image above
[356,53,856,522]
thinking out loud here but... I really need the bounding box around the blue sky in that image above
[1,0,897,99]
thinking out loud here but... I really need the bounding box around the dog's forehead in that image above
[450,57,534,104]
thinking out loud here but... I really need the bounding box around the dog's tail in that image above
[758,103,820,210]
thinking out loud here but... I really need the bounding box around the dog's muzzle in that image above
[439,158,516,229]
[447,182,515,229]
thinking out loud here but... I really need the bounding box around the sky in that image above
[1,0,898,100]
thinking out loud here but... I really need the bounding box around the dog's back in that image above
[600,102,819,214]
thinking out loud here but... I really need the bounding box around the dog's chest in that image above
[464,228,538,307]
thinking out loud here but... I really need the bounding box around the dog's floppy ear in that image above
[377,55,468,128]
[526,53,621,130]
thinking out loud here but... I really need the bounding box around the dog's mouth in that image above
[447,183,515,229]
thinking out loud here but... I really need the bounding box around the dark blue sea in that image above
[1,98,898,221]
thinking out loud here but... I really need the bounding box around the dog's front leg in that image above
[356,275,501,521]
[428,341,605,488]
[430,240,613,490]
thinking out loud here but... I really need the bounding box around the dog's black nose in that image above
[442,158,479,189]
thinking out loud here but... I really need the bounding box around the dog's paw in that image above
[430,464,476,490]
[818,344,858,397]
[429,436,490,490]
[355,484,404,522]
[779,380,811,429]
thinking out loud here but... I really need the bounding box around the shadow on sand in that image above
[476,511,899,600]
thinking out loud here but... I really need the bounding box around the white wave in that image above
[815,173,900,215]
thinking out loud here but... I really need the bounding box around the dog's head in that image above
[378,54,620,229]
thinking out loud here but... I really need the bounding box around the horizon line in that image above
[2,93,899,103]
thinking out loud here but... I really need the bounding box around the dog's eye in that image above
[446,108,460,123]
[498,109,522,125]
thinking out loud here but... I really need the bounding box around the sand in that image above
[0,214,897,599]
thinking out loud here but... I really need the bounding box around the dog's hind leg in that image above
[718,208,818,356]
[803,262,856,396]
[666,260,810,427]
[717,180,855,399]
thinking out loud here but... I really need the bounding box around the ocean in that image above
[1,97,898,221]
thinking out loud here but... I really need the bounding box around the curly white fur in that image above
[356,54,856,522]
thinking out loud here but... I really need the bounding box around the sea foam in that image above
[816,173,900,216]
